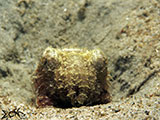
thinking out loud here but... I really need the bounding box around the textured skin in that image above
[32,47,111,107]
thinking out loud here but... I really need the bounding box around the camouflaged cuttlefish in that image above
[32,47,111,108]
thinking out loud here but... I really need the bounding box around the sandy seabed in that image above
[0,0,160,119]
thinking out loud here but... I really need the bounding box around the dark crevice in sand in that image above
[127,69,160,96]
